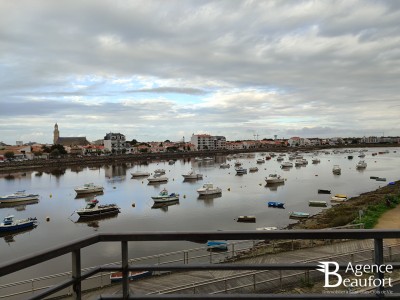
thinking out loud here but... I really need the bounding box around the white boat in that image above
[154,169,166,175]
[0,191,39,203]
[331,194,348,202]
[356,161,367,169]
[312,158,320,164]
[249,167,258,172]
[235,167,247,175]
[194,157,202,161]
[203,157,214,161]
[74,183,104,195]
[75,200,120,218]
[276,156,284,161]
[256,226,278,231]
[289,212,310,219]
[197,183,222,195]
[182,170,203,180]
[256,159,265,164]
[332,165,341,175]
[151,189,179,203]
[131,171,150,178]
[147,175,168,183]
[358,153,366,158]
[265,174,285,184]
[281,161,293,168]
[295,159,305,166]
[220,163,230,168]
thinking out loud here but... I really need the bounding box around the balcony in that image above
[1,230,400,299]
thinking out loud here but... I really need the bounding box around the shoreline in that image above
[287,180,400,230]
[0,144,397,174]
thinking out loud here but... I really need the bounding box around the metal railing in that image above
[1,230,400,299]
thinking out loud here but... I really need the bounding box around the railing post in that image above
[72,249,81,300]
[374,238,384,296]
[122,241,129,299]
[231,243,235,257]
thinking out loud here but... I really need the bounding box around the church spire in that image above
[53,123,60,144]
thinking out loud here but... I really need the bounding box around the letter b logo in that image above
[317,262,342,287]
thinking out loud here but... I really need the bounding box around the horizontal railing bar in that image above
[0,234,99,277]
[97,294,400,299]
[99,262,400,272]
[4,230,397,278]
[98,230,400,242]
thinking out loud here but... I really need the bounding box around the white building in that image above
[191,134,226,150]
[287,137,311,147]
[103,133,132,154]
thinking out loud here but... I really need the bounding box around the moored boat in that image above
[237,216,256,223]
[0,215,38,232]
[206,240,228,251]
[267,201,285,208]
[197,183,222,195]
[331,194,348,202]
[356,161,367,169]
[249,167,258,172]
[256,159,265,164]
[256,227,278,231]
[110,271,152,283]
[235,167,247,175]
[309,200,327,207]
[219,163,230,168]
[151,189,180,203]
[0,191,39,203]
[182,170,203,180]
[147,175,168,183]
[154,169,166,175]
[265,174,285,184]
[131,171,150,178]
[74,183,104,195]
[281,162,293,168]
[332,165,341,175]
[318,189,331,194]
[289,211,310,219]
[312,158,320,164]
[75,200,120,218]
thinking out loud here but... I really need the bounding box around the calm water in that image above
[0,147,399,285]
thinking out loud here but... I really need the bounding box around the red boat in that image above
[110,271,152,283]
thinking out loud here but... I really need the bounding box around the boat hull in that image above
[0,194,39,203]
[74,188,103,195]
[237,216,256,223]
[0,220,36,232]
[110,271,152,283]
[76,207,120,218]
[152,196,180,203]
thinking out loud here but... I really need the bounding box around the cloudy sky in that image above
[1,0,399,144]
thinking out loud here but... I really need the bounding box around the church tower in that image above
[53,123,59,144]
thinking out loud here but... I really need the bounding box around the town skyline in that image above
[1,0,400,144]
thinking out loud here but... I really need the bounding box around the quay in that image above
[2,229,400,299]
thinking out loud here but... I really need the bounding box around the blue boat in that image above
[268,201,285,208]
[207,240,228,251]
[0,215,38,232]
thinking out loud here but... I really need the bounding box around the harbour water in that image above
[0,147,399,292]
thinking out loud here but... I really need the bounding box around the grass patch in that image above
[358,195,400,229]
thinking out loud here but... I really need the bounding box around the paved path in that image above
[75,238,400,299]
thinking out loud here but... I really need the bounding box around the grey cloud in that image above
[125,87,207,95]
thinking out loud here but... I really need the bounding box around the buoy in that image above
[259,183,262,186]
[183,195,186,198]
[49,194,52,198]
[173,178,174,181]
[132,203,135,207]
[46,217,50,222]
[113,187,116,189]
[228,188,231,191]
[315,174,318,176]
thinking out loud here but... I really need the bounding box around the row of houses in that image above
[1,133,399,161]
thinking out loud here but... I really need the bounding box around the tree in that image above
[33,151,43,157]
[164,139,171,143]
[129,139,138,145]
[4,151,14,159]
[49,144,67,155]
[50,149,60,158]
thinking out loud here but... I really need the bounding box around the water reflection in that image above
[151,200,179,212]
[265,182,285,191]
[0,199,39,210]
[75,213,119,229]
[74,191,104,200]
[45,168,66,177]
[0,226,37,243]
[197,194,222,206]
